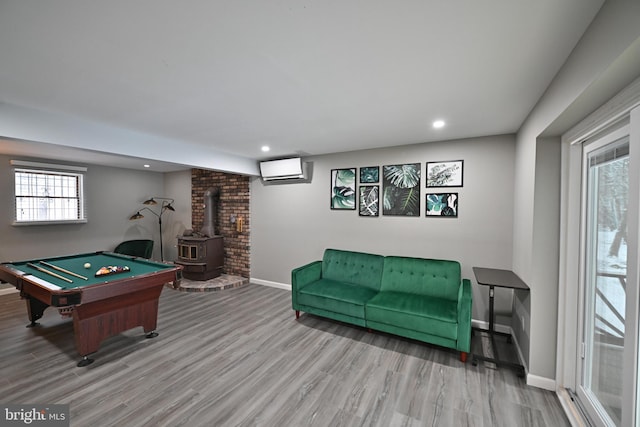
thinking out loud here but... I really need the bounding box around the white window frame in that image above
[11,160,88,226]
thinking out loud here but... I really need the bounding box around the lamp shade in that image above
[143,198,157,205]
[129,211,144,220]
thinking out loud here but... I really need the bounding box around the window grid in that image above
[14,169,84,223]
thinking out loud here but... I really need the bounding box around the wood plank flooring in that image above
[0,285,569,426]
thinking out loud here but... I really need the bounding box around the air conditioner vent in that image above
[259,158,309,182]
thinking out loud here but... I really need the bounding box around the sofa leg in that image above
[295,310,300,319]
[460,352,468,363]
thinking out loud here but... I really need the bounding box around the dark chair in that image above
[113,239,154,259]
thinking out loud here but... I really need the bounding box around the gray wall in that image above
[0,154,185,262]
[250,134,516,323]
[163,170,193,261]
[512,0,640,383]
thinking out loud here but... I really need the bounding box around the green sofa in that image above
[291,248,472,361]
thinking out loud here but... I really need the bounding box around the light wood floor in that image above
[0,285,569,427]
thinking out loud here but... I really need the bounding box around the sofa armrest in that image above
[457,278,472,353]
[291,260,322,309]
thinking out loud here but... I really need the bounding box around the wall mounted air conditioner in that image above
[259,158,310,182]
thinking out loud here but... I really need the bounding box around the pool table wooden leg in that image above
[25,297,48,328]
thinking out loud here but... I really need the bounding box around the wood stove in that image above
[176,187,223,280]
[176,235,223,280]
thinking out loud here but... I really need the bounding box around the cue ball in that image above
[84,263,91,269]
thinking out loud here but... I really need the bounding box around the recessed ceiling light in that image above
[144,164,151,168]
[433,120,445,129]
[261,145,270,152]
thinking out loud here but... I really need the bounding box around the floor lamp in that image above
[129,197,175,261]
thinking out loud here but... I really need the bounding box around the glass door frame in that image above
[630,107,640,427]
[576,122,634,426]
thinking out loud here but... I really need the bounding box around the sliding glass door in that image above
[579,129,629,426]
[574,106,640,426]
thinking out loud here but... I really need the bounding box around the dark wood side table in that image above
[472,267,529,377]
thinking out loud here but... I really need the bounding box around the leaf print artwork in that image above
[359,185,379,216]
[426,193,458,217]
[426,161,463,187]
[382,164,420,216]
[331,168,356,210]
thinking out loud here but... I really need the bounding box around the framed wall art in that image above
[426,193,458,217]
[426,160,463,187]
[359,166,379,183]
[330,168,356,210]
[359,185,379,217]
[382,163,421,216]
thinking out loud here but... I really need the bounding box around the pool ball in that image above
[84,263,91,269]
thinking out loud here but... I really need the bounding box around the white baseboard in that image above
[251,278,291,291]
[527,374,556,391]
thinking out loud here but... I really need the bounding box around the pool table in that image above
[0,251,182,366]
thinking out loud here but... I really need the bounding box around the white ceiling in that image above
[0,1,604,173]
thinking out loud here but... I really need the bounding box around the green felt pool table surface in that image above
[2,252,176,289]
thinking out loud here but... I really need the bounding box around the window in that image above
[12,161,87,225]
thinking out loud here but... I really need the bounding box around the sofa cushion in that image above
[381,256,461,301]
[322,249,384,291]
[366,291,458,340]
[298,278,379,319]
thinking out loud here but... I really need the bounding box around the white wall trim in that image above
[251,278,291,291]
[527,374,556,391]
[10,159,88,172]
[563,75,640,145]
